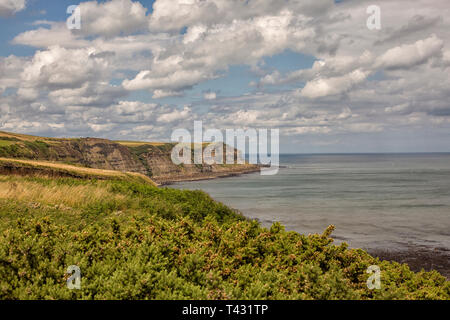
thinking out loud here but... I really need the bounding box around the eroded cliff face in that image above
[70,139,149,175]
[0,136,148,175]
[125,143,260,184]
[0,132,260,184]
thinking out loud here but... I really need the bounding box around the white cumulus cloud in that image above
[0,0,26,17]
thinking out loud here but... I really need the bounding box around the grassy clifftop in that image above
[0,131,260,184]
[0,158,156,185]
[0,169,448,299]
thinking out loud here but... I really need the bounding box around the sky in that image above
[1,0,450,153]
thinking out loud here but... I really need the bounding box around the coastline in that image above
[0,157,448,299]
[167,154,450,281]
[154,165,261,186]
[170,170,450,280]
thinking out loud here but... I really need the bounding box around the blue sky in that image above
[1,0,450,153]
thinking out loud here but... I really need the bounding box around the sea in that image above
[171,154,450,253]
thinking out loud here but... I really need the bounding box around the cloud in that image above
[12,23,89,49]
[76,0,149,37]
[123,69,210,93]
[157,106,192,123]
[342,123,384,133]
[375,34,444,70]
[48,83,126,107]
[259,51,374,87]
[285,126,331,135]
[125,10,316,96]
[0,55,28,91]
[300,69,369,99]
[375,15,443,45]
[385,103,411,114]
[20,46,110,89]
[0,0,26,17]
[203,91,217,100]
[149,0,334,31]
[6,45,128,115]
[152,89,183,99]
[2,0,450,152]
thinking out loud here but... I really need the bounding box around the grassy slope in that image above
[0,131,59,142]
[0,171,448,299]
[0,130,173,151]
[0,158,156,186]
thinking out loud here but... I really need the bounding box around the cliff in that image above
[0,131,260,184]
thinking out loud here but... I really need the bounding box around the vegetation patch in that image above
[0,174,448,300]
[0,158,156,186]
[0,140,16,148]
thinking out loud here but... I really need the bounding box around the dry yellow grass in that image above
[114,140,168,147]
[0,177,125,208]
[0,130,168,148]
[0,157,156,185]
[0,130,56,142]
[0,157,123,175]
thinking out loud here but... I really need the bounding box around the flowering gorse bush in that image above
[0,176,448,300]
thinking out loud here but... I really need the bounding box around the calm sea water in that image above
[171,154,450,252]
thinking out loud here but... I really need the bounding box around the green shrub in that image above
[0,176,448,300]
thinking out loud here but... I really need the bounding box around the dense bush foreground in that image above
[0,175,448,300]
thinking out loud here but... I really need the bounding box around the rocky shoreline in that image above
[154,165,261,185]
[368,246,450,280]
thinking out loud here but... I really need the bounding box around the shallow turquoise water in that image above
[171,154,450,252]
